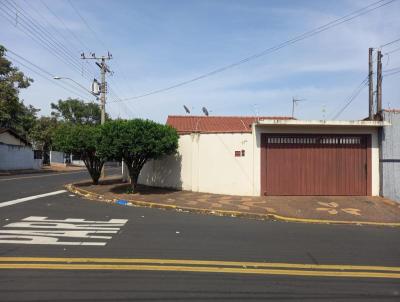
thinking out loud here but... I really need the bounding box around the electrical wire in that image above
[380,37,400,48]
[383,66,400,73]
[5,0,97,80]
[384,46,400,55]
[65,0,133,116]
[22,0,99,78]
[110,0,397,103]
[39,0,91,52]
[384,69,400,77]
[331,76,369,120]
[5,54,90,99]
[0,2,94,82]
[66,0,133,94]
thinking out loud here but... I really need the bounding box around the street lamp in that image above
[53,76,97,97]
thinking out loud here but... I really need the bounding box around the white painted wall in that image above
[139,133,255,195]
[0,132,26,146]
[0,144,41,170]
[253,125,380,196]
[138,125,380,197]
[71,160,85,166]
[50,151,65,164]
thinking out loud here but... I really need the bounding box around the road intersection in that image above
[0,169,399,301]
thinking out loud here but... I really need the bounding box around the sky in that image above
[1,0,399,123]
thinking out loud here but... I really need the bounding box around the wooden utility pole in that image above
[368,48,374,120]
[376,50,383,117]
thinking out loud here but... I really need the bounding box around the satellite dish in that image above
[202,107,209,116]
[183,105,190,114]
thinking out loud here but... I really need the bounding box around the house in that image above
[138,115,387,197]
[0,128,42,171]
[0,128,29,146]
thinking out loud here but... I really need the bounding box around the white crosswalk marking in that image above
[0,216,128,246]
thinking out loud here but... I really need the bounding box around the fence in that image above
[0,143,42,170]
[380,110,400,202]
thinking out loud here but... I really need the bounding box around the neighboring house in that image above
[379,109,400,202]
[0,128,42,171]
[0,128,29,146]
[138,115,386,197]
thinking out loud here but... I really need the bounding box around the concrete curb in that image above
[65,183,400,227]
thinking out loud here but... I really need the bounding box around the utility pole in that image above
[80,52,112,125]
[368,48,374,120]
[376,50,383,118]
[81,52,112,179]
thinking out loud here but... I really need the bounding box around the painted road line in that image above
[0,217,128,245]
[0,190,67,208]
[0,171,86,182]
[0,257,400,273]
[0,263,399,279]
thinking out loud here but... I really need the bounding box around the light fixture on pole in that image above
[53,76,97,98]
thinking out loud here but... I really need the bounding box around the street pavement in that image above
[0,169,399,301]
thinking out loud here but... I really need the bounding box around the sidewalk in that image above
[67,178,400,227]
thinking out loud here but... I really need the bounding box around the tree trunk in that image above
[128,169,140,192]
[83,156,103,185]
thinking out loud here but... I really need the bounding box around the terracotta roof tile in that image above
[166,115,293,134]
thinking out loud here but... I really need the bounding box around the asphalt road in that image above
[0,169,399,301]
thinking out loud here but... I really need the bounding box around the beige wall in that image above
[139,132,255,196]
[0,132,26,146]
[253,125,380,196]
[139,125,380,197]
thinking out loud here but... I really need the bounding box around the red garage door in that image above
[261,134,371,196]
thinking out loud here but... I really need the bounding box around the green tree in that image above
[98,119,179,192]
[51,98,108,125]
[53,123,105,184]
[0,45,38,136]
[29,116,58,151]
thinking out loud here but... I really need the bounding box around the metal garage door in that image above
[261,134,371,196]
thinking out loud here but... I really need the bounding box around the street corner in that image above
[265,196,400,227]
[66,179,400,227]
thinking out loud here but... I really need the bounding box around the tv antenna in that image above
[292,97,306,118]
[183,105,191,114]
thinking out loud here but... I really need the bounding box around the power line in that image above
[14,0,97,79]
[5,47,93,98]
[66,0,133,89]
[380,37,400,48]
[384,69,400,77]
[66,0,107,49]
[22,0,98,78]
[384,46,400,55]
[66,0,133,105]
[3,0,92,78]
[331,76,369,120]
[5,51,92,98]
[5,54,89,99]
[110,0,397,103]
[39,0,91,52]
[0,1,95,81]
[65,0,133,117]
[383,66,400,73]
